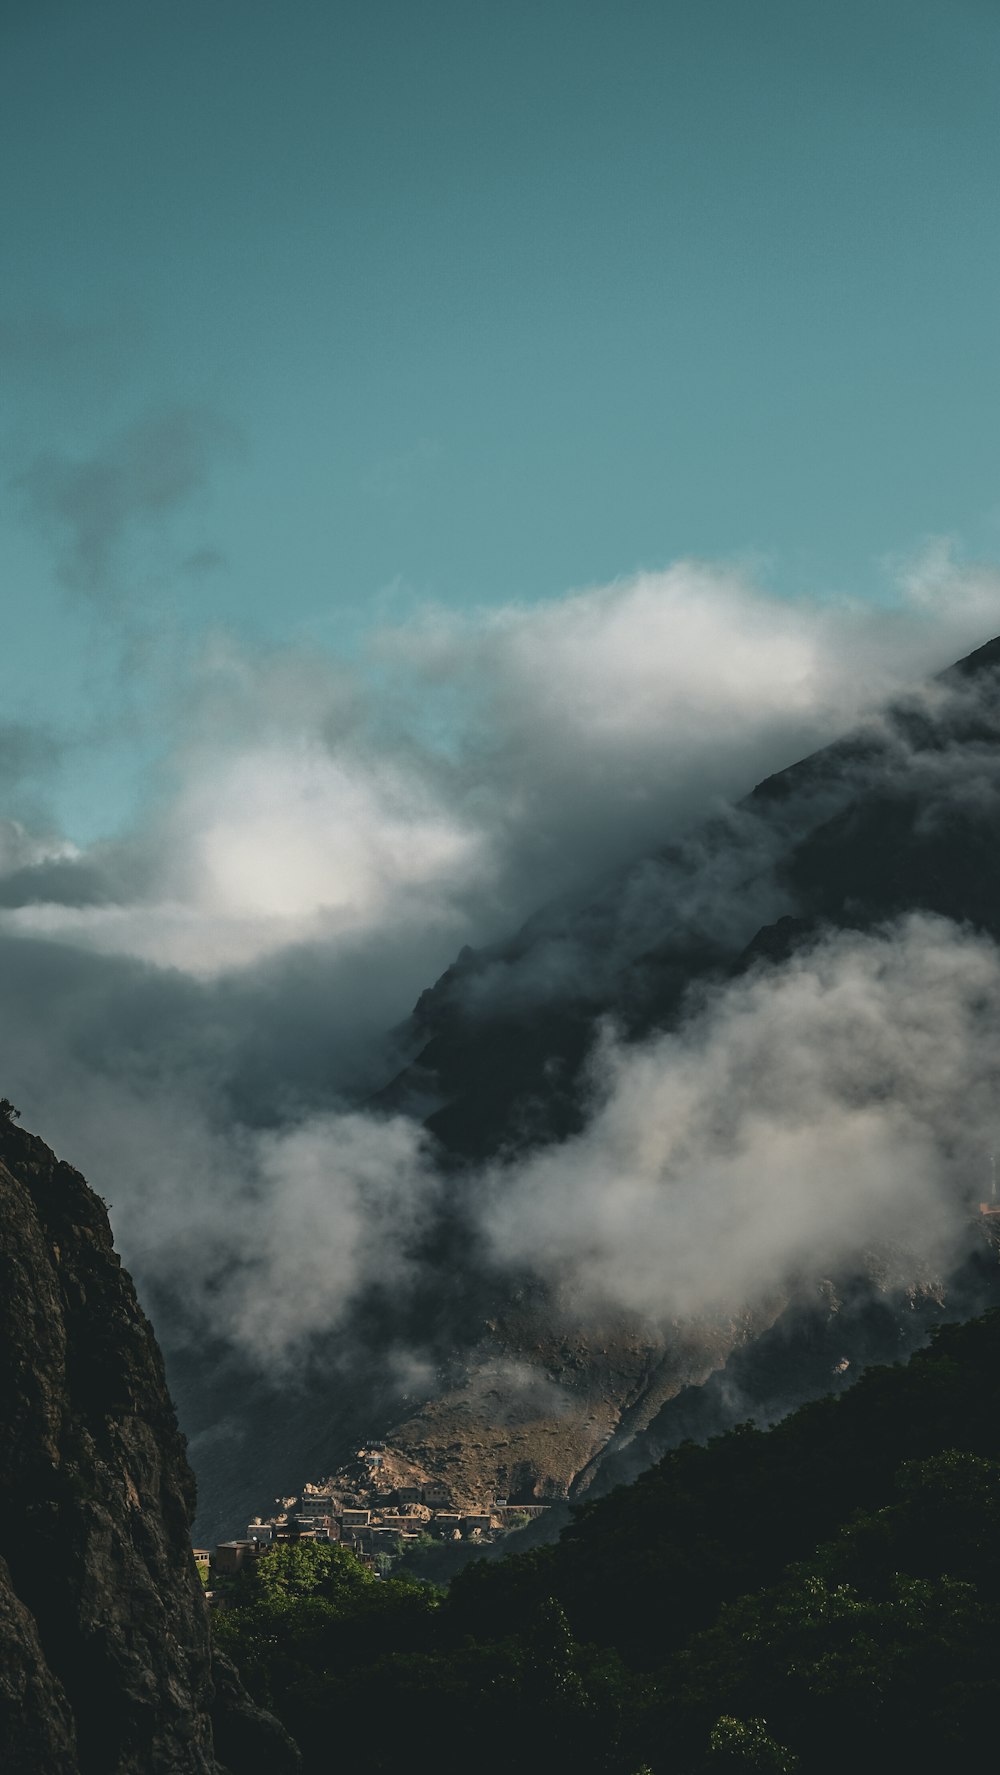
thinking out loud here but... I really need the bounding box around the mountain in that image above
[171,634,1000,1542]
[214,1302,1000,1775]
[0,1113,298,1775]
[383,633,1000,1154]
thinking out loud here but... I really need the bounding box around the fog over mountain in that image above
[479,914,997,1317]
[4,560,1000,1535]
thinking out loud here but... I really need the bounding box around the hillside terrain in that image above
[0,1112,297,1775]
[383,634,1000,1151]
[4,1101,996,1772]
[5,636,1000,1769]
[181,634,1000,1543]
[216,1302,1000,1773]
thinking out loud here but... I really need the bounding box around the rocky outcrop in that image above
[0,1113,298,1774]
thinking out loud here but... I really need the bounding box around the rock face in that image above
[0,1114,298,1775]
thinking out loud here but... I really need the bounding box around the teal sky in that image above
[4,0,1000,838]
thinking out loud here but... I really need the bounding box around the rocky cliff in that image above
[0,1112,299,1775]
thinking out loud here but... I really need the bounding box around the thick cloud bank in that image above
[2,557,1000,1364]
[481,915,997,1322]
[13,917,994,1370]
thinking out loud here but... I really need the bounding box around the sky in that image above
[4,3,1000,1405]
[4,0,1000,839]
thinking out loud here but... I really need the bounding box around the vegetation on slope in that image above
[215,1310,1000,1773]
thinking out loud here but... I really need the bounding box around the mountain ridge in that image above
[171,631,1000,1543]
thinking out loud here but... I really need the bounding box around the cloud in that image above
[479,915,998,1321]
[380,551,1000,869]
[7,1047,439,1369]
[0,818,76,879]
[0,742,487,974]
[2,553,1000,1374]
[5,552,1000,980]
[14,405,238,601]
[8,912,994,1378]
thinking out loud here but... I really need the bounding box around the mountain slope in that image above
[215,1304,1000,1775]
[0,1112,298,1775]
[183,634,1000,1541]
[385,634,1000,1156]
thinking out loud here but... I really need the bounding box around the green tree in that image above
[705,1717,798,1771]
[246,1539,376,1605]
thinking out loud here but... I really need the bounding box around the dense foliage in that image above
[215,1310,1000,1773]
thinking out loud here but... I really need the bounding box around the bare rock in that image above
[0,1115,297,1774]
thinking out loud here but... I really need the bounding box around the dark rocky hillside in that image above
[0,1113,298,1775]
[177,634,1000,1543]
[384,635,1000,1158]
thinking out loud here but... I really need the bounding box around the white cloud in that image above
[1,745,486,973]
[479,915,998,1321]
[27,912,996,1373]
[5,553,1000,981]
[21,1066,439,1368]
[3,553,1000,1376]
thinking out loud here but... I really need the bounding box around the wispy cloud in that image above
[14,405,239,603]
[5,553,1000,974]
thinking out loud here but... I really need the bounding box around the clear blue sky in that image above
[3,0,1000,837]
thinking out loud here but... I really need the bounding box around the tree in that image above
[0,1098,20,1122]
[247,1540,375,1605]
[705,1717,798,1771]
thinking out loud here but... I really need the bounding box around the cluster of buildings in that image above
[203,1446,550,1584]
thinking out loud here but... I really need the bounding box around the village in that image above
[197,1441,551,1592]
[194,1199,1000,1595]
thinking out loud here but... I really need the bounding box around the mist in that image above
[480,914,998,1325]
[2,556,1000,1372]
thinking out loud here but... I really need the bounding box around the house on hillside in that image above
[213,1540,263,1576]
[295,1511,338,1539]
[431,1513,462,1538]
[301,1491,337,1511]
[462,1512,492,1535]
